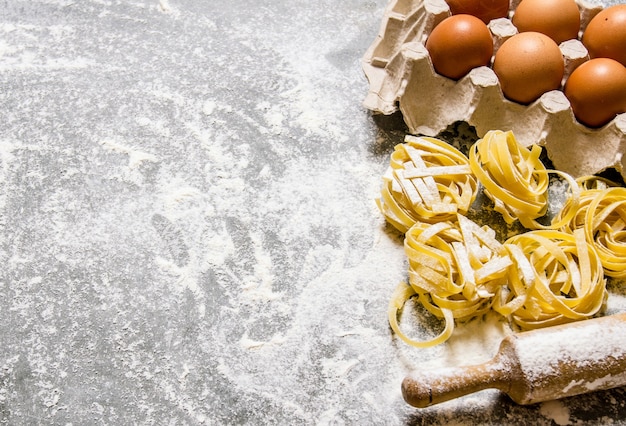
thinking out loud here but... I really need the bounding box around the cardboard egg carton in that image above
[362,0,626,179]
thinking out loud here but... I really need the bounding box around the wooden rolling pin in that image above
[402,313,626,407]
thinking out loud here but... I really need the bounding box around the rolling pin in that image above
[402,312,626,407]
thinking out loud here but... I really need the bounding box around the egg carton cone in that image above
[362,0,626,179]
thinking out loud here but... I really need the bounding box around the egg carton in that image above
[362,0,626,179]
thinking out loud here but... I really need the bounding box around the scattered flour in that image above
[540,400,571,426]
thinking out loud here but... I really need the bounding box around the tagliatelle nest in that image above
[469,129,579,230]
[557,184,626,278]
[496,229,607,330]
[377,135,478,233]
[389,214,512,348]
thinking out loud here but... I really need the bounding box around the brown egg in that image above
[512,0,581,44]
[582,5,626,67]
[564,58,626,128]
[425,15,494,80]
[493,32,564,104]
[445,0,510,24]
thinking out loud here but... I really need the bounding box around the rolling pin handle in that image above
[402,355,511,408]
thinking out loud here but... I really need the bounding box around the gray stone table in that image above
[1,0,625,424]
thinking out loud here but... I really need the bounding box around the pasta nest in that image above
[557,181,626,278]
[469,130,578,230]
[377,135,478,233]
[389,214,512,347]
[496,229,607,330]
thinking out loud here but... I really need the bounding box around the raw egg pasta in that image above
[558,187,626,278]
[389,214,511,346]
[469,130,548,227]
[384,130,612,345]
[377,135,478,233]
[575,175,621,191]
[388,281,455,348]
[497,229,607,330]
[469,129,579,230]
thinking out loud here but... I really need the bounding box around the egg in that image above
[564,58,626,128]
[512,0,580,44]
[582,5,626,67]
[425,15,494,80]
[493,32,564,104]
[445,0,510,24]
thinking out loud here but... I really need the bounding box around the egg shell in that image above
[511,0,581,44]
[445,0,510,23]
[362,0,626,179]
[426,14,494,80]
[564,58,626,128]
[582,4,626,67]
[493,32,564,104]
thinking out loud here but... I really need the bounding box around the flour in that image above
[540,400,571,425]
[158,0,180,16]
[101,138,159,169]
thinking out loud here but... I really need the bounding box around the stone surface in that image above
[1,1,626,425]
